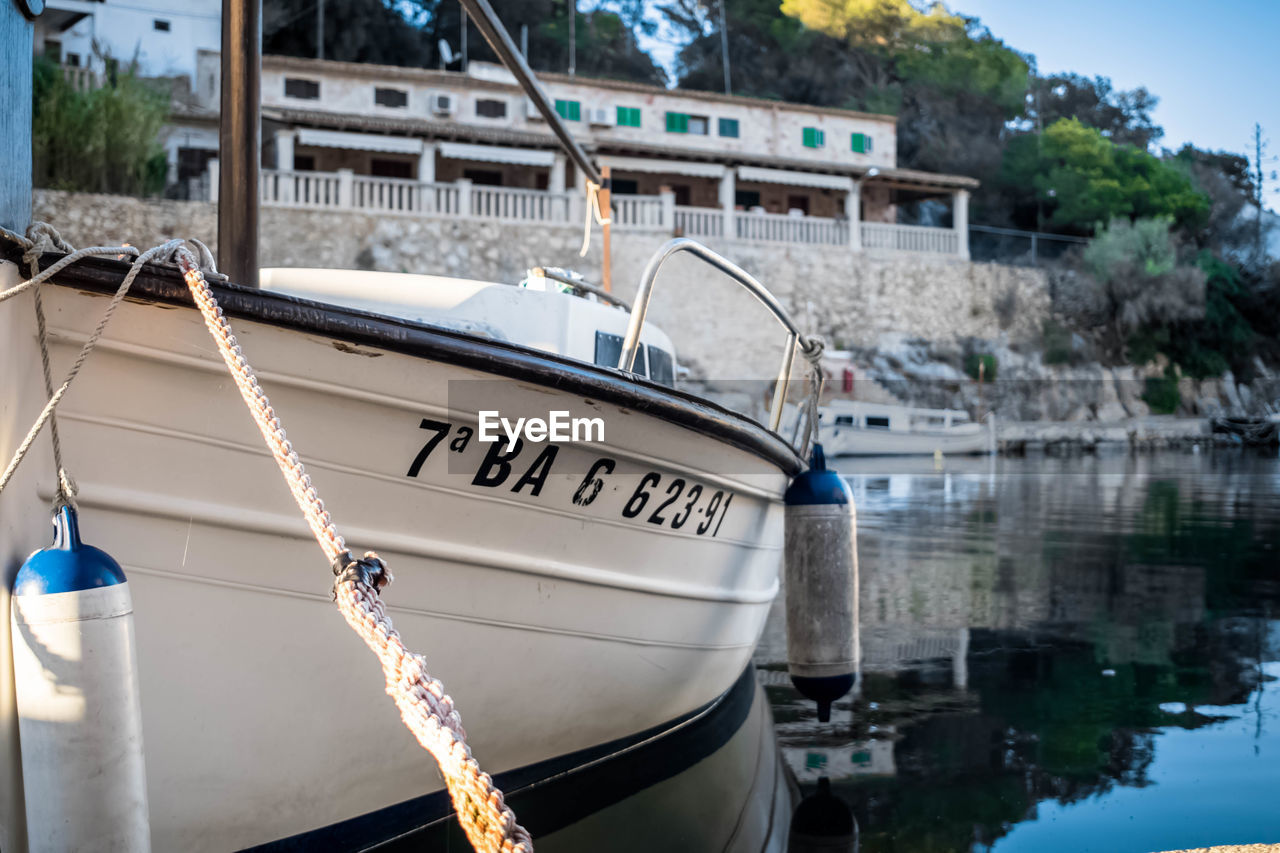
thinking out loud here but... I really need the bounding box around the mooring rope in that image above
[0,226,182,503]
[798,335,826,459]
[0,226,531,852]
[168,247,533,853]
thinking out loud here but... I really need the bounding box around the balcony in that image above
[212,166,967,256]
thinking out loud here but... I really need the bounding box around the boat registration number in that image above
[404,418,734,537]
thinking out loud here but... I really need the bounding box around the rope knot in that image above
[331,550,392,599]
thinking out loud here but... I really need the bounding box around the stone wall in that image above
[33,189,1049,381]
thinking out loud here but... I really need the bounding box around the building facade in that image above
[36,0,220,81]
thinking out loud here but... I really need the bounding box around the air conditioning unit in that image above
[430,92,456,116]
[525,99,544,121]
[588,107,614,127]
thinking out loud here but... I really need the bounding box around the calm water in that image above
[424,450,1280,852]
[757,449,1280,853]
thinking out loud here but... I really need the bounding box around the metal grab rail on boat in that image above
[531,266,633,311]
[618,238,816,436]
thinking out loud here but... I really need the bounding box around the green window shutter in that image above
[803,127,824,148]
[851,132,866,153]
[666,111,688,133]
[718,118,739,138]
[617,106,641,127]
[555,99,580,121]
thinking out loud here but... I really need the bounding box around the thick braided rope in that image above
[172,249,532,853]
[798,335,826,458]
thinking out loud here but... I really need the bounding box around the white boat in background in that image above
[818,400,995,457]
[1,237,815,850]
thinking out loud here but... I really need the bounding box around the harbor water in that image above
[426,448,1280,852]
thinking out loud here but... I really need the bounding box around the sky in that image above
[639,0,1278,195]
[951,0,1278,161]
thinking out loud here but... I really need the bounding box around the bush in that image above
[965,352,997,381]
[1141,374,1181,414]
[1042,319,1075,365]
[32,53,169,196]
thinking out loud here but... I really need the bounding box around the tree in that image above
[1071,217,1206,358]
[31,55,169,196]
[1027,74,1162,151]
[264,0,667,85]
[1000,118,1208,234]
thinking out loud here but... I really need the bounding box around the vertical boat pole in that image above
[600,165,612,292]
[219,0,261,288]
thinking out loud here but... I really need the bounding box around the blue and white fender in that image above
[10,505,150,852]
[783,444,859,722]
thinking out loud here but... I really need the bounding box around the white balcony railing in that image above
[861,221,959,254]
[612,194,668,229]
[238,169,965,255]
[674,205,724,239]
[469,184,571,223]
[735,211,848,246]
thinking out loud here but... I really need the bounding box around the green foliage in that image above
[1042,319,1076,365]
[1128,254,1257,379]
[270,0,668,85]
[1141,374,1181,415]
[1001,119,1209,234]
[965,352,997,381]
[1073,218,1206,358]
[31,56,169,196]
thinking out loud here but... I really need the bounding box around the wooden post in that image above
[600,165,612,293]
[1,0,34,233]
[218,0,261,288]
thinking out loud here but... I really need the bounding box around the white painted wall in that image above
[228,54,898,172]
[40,0,220,81]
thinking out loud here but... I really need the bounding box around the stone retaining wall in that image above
[33,189,1050,380]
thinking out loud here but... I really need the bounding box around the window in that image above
[554,99,581,121]
[611,178,639,195]
[672,185,692,206]
[734,189,760,209]
[616,106,641,127]
[371,158,413,179]
[665,112,688,133]
[687,115,709,135]
[476,98,507,118]
[647,346,675,387]
[834,415,855,426]
[595,332,647,376]
[718,118,739,138]
[153,19,170,31]
[865,415,890,430]
[293,155,316,171]
[65,52,81,67]
[802,127,825,148]
[374,87,408,108]
[787,195,810,215]
[851,132,874,153]
[463,169,503,186]
[284,78,320,100]
[44,40,61,62]
[176,147,216,182]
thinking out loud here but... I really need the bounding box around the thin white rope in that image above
[578,180,612,258]
[0,230,182,499]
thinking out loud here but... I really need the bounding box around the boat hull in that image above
[820,425,992,456]
[1,261,795,850]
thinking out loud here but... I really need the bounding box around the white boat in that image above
[0,239,817,850]
[818,400,994,457]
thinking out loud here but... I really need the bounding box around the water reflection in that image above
[758,450,1280,853]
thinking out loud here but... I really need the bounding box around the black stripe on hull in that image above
[243,665,759,851]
